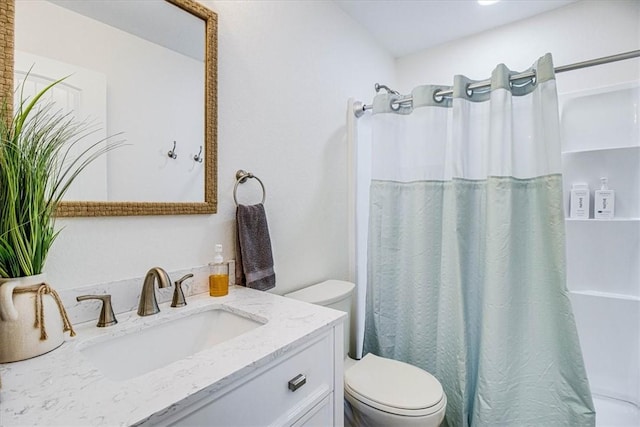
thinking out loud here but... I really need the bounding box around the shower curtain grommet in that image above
[432,89,445,103]
[511,69,537,89]
[465,83,474,97]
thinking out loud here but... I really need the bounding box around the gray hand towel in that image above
[235,203,276,291]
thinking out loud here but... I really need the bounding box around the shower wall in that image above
[560,84,640,407]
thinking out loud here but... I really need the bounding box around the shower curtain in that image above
[361,54,595,426]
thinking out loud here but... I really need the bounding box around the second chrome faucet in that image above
[138,267,171,316]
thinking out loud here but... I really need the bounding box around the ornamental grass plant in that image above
[0,78,119,278]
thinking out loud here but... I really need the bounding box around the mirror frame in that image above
[0,0,217,216]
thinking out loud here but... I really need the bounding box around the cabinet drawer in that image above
[168,332,334,426]
[292,395,333,427]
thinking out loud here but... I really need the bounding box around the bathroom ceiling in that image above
[333,0,577,57]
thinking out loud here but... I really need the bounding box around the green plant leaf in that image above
[0,75,123,278]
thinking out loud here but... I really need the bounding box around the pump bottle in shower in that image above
[594,177,615,219]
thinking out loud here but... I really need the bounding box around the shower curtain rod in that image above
[354,49,640,117]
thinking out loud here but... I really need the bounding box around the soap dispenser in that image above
[209,244,229,297]
[594,177,615,219]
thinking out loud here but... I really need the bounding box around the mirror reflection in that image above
[13,0,214,210]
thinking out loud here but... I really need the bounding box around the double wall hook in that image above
[168,141,177,159]
[193,146,203,163]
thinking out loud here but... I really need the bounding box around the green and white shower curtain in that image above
[362,54,595,426]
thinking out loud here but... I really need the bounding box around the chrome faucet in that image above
[138,267,171,316]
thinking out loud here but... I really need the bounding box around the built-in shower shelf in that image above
[562,145,639,155]
[564,209,639,298]
[561,145,640,219]
[561,82,640,411]
[565,218,640,222]
[571,290,640,302]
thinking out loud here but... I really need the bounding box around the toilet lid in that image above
[285,280,354,305]
[344,354,444,416]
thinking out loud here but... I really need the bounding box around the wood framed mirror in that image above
[1,0,217,216]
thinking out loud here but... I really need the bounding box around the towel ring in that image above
[234,170,266,206]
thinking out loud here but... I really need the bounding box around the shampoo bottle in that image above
[594,177,615,219]
[569,183,590,219]
[209,244,229,297]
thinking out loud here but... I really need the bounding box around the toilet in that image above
[285,280,446,426]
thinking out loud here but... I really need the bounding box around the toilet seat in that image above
[344,353,445,417]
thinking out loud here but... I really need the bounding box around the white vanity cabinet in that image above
[155,327,344,427]
[0,288,346,427]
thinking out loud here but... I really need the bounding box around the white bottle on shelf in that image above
[570,183,590,219]
[594,177,615,219]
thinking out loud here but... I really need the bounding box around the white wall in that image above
[396,0,639,97]
[44,0,395,294]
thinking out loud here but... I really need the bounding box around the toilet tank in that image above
[285,280,355,357]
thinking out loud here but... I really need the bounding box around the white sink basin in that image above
[80,307,266,381]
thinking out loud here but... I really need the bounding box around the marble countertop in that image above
[0,286,345,426]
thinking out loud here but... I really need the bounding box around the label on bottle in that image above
[570,189,590,218]
[594,190,615,219]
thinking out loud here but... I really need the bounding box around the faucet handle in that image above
[76,294,118,327]
[171,274,193,308]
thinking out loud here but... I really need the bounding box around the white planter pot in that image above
[0,274,65,363]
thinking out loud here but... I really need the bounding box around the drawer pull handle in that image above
[288,374,306,392]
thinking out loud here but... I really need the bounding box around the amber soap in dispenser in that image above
[209,244,229,297]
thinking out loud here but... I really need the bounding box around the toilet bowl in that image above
[285,280,446,426]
